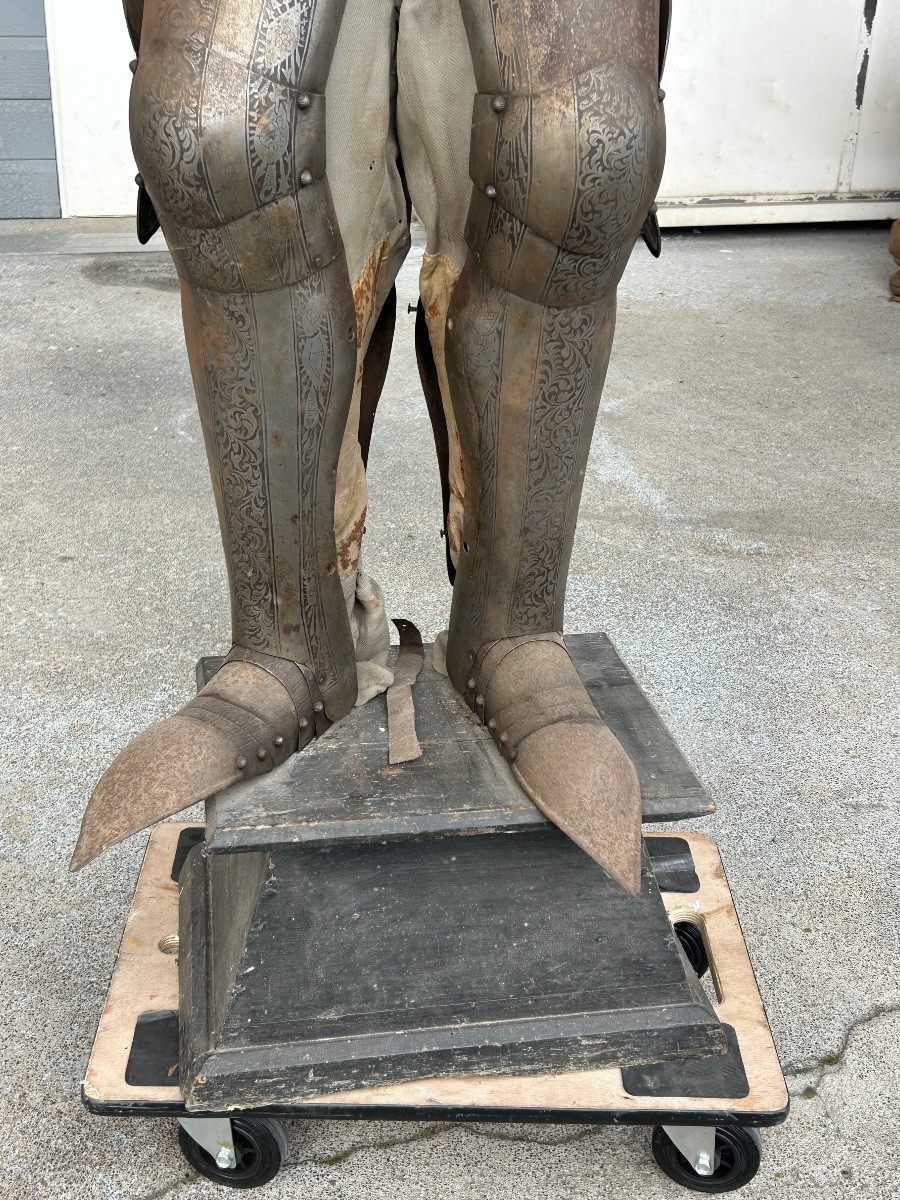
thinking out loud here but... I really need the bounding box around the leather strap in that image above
[387,619,424,765]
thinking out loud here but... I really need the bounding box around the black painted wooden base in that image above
[177,633,725,1111]
[82,824,788,1128]
[179,831,725,1109]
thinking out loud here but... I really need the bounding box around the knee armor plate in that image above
[466,62,664,307]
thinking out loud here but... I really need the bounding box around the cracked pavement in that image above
[0,219,898,1197]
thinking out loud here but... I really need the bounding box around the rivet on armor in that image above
[447,318,454,331]
[658,88,666,101]
[510,748,518,761]
[236,756,247,770]
[467,678,476,690]
[257,747,267,761]
[499,732,509,744]
[300,169,313,187]
[491,95,506,113]
[135,173,143,187]
[476,695,484,707]
[314,701,324,713]
[485,184,498,199]
[488,718,497,731]
[299,718,309,730]
[314,256,323,268]
[298,93,312,109]
[129,59,138,74]
[274,735,284,747]
[327,562,336,573]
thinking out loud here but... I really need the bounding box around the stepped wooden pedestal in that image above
[81,634,788,1192]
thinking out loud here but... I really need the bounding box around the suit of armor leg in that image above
[443,0,665,891]
[72,0,361,868]
[74,0,665,894]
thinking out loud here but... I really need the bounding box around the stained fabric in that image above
[327,0,474,586]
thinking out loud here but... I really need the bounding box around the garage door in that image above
[0,0,60,217]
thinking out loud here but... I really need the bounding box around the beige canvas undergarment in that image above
[327,0,475,704]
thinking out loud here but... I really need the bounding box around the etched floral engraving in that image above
[200,294,278,650]
[253,0,319,88]
[248,76,294,205]
[566,66,650,256]
[541,244,620,308]
[176,225,245,293]
[458,276,507,640]
[137,29,216,230]
[292,274,336,685]
[494,95,532,221]
[489,0,529,93]
[481,202,523,291]
[508,303,598,629]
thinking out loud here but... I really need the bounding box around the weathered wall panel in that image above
[0,3,60,218]
[0,99,56,160]
[0,159,60,217]
[851,1,900,192]
[0,37,54,101]
[0,0,46,37]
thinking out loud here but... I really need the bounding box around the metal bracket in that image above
[178,1116,236,1170]
[661,1125,717,1177]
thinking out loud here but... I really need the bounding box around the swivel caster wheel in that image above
[177,1115,287,1188]
[651,1124,762,1193]
[674,920,710,978]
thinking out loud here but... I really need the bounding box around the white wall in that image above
[44,0,135,217]
[660,0,900,225]
[45,0,900,223]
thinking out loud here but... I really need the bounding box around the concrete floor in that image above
[0,218,897,1198]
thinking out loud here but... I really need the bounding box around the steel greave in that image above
[445,270,617,686]
[181,265,357,719]
[445,0,665,687]
[132,0,359,718]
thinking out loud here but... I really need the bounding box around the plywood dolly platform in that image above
[82,634,788,1192]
